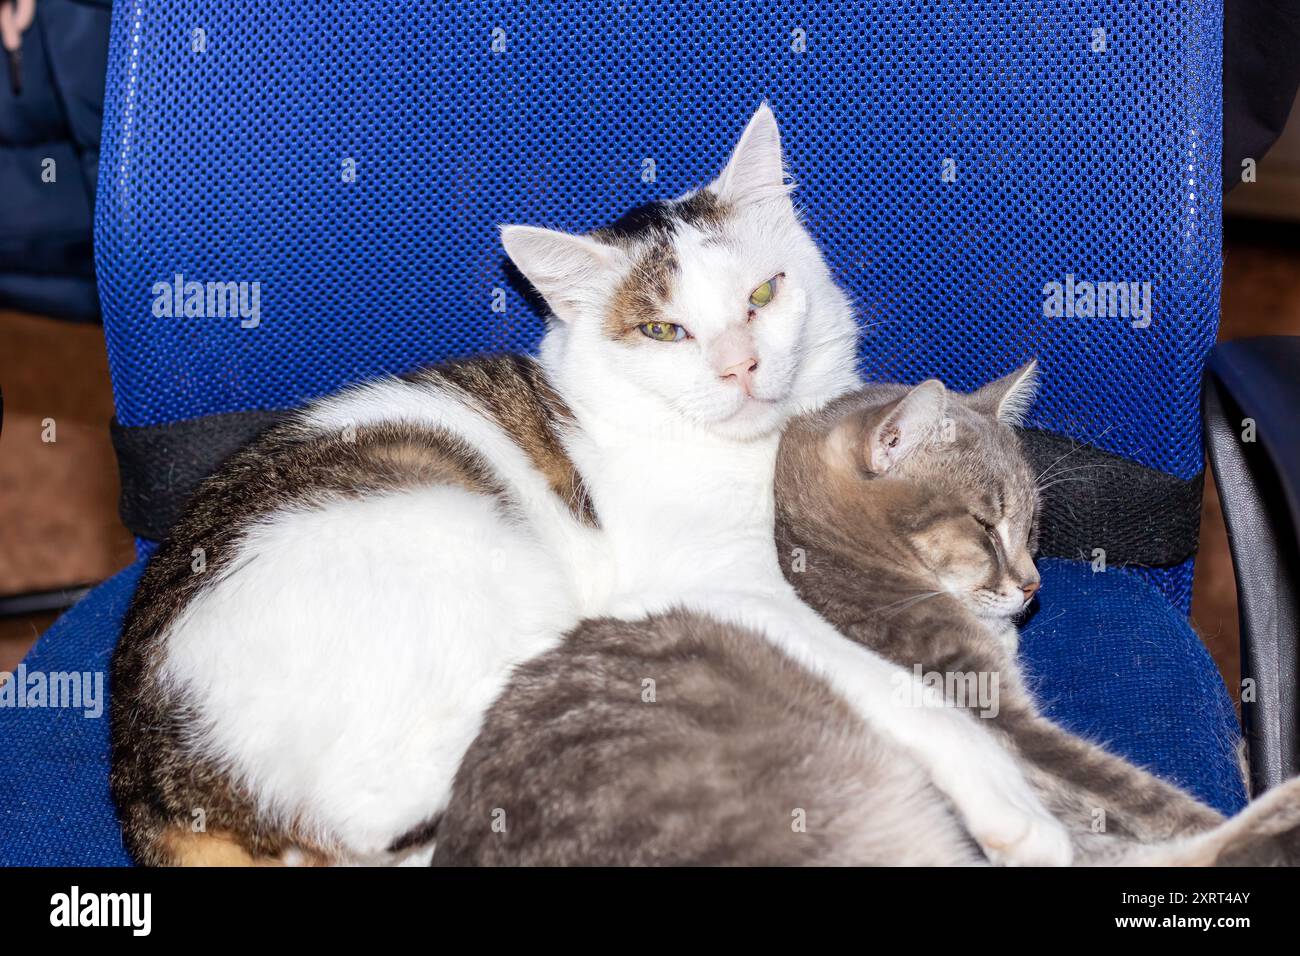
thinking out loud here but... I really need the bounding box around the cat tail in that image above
[387,811,442,863]
[1108,776,1300,866]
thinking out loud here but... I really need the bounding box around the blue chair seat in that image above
[1022,559,1246,817]
[1,560,144,866]
[0,554,1245,865]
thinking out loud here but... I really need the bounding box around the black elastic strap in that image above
[1018,428,1203,569]
[111,412,1204,568]
[111,409,287,542]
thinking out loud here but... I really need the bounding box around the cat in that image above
[111,105,1069,866]
[108,106,844,864]
[774,372,1300,864]
[433,372,1299,866]
[772,369,1230,855]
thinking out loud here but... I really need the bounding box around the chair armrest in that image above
[1203,336,1300,794]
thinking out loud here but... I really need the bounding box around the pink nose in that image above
[721,357,759,396]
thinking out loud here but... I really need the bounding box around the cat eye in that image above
[638,321,687,343]
[748,273,783,308]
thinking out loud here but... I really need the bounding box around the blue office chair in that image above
[0,0,1245,865]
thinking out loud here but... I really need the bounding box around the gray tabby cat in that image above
[772,369,1226,861]
[433,368,1300,865]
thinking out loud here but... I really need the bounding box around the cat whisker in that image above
[1035,460,1122,484]
[849,317,899,337]
[869,589,946,619]
[1031,425,1116,485]
[798,326,862,357]
[1036,476,1096,493]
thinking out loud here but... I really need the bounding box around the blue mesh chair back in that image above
[97,3,1220,497]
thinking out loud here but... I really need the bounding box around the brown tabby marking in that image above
[157,828,326,867]
[593,193,731,340]
[422,354,595,524]
[605,244,679,340]
[111,354,589,866]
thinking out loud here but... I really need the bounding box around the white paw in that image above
[971,798,1073,867]
[940,753,1073,866]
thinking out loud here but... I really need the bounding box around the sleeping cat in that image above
[433,370,1297,866]
[773,368,1228,852]
[112,106,1070,866]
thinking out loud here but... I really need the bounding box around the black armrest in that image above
[1203,336,1300,794]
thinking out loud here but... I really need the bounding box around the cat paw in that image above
[969,800,1073,867]
[941,754,1071,868]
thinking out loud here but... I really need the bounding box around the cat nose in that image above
[711,326,759,397]
[1020,581,1040,602]
[721,357,759,396]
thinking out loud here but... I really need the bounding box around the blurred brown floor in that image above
[2,222,1299,694]
[0,312,134,672]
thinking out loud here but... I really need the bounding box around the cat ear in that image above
[968,360,1039,426]
[862,380,948,474]
[501,225,627,323]
[830,381,947,476]
[710,103,791,206]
